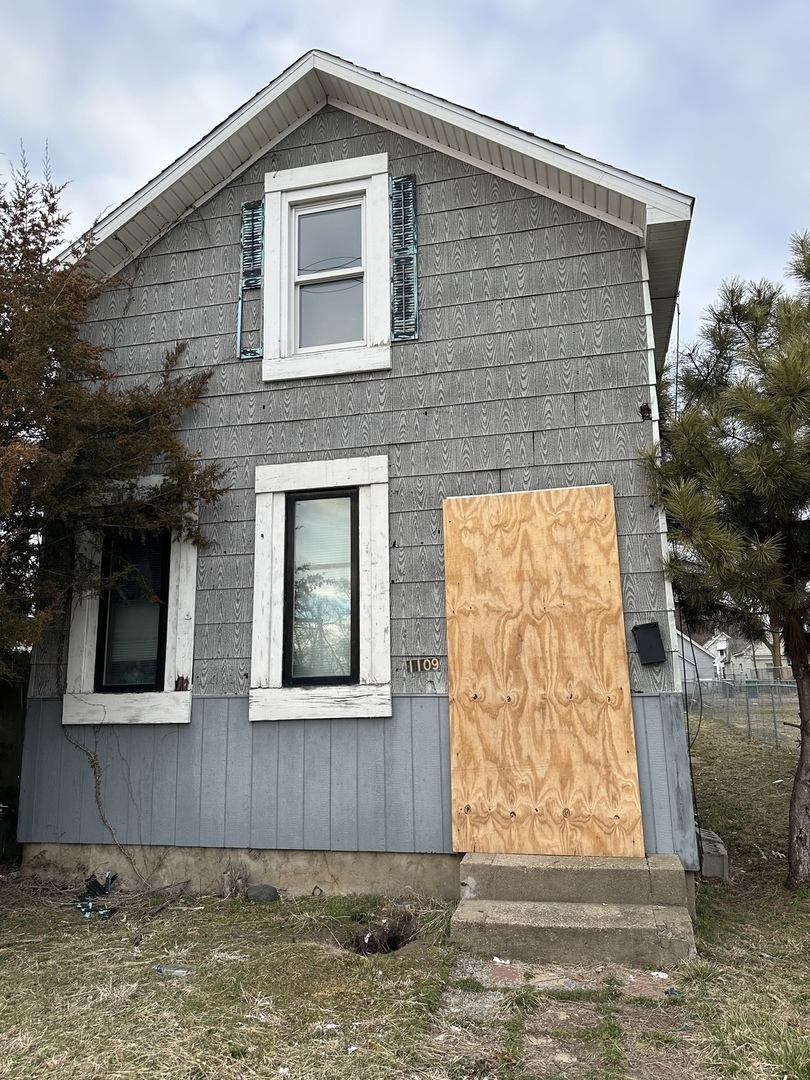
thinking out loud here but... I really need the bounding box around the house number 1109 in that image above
[405,657,441,673]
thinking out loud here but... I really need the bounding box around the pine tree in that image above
[646,232,810,887]
[0,159,222,681]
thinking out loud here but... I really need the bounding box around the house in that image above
[676,630,716,684]
[17,51,698,904]
[704,632,786,681]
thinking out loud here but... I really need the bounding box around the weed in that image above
[544,987,623,1004]
[636,1029,677,1047]
[679,957,723,987]
[508,985,540,1014]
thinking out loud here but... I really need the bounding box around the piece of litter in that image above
[492,956,510,965]
[759,952,774,959]
[76,901,119,920]
[278,1069,289,1076]
[772,779,784,784]
[347,1045,358,1054]
[665,987,686,1000]
[650,971,669,979]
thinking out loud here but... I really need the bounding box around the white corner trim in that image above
[63,691,192,725]
[250,455,391,720]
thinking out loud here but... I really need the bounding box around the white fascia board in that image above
[83,48,692,276]
[89,103,327,279]
[312,53,693,226]
[89,54,327,255]
[331,97,645,239]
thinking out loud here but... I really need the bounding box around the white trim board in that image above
[63,530,197,726]
[251,454,391,721]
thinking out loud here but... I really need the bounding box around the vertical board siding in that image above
[151,727,179,845]
[631,693,699,870]
[28,105,678,701]
[19,693,696,866]
[355,718,388,850]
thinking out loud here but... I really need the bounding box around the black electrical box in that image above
[632,621,666,665]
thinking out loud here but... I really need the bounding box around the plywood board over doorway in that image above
[443,485,644,857]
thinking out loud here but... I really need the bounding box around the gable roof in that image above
[84,50,693,368]
[676,630,716,662]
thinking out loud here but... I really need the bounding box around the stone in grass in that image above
[245,884,279,903]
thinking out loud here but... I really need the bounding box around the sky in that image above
[1,0,807,349]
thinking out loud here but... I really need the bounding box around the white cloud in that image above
[1,0,808,343]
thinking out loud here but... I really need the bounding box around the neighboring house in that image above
[704,633,785,681]
[676,631,715,684]
[18,51,698,896]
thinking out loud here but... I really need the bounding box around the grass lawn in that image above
[0,717,808,1079]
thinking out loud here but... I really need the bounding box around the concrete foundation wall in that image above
[21,843,463,900]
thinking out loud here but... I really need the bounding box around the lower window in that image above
[250,456,391,720]
[284,490,359,685]
[95,530,171,693]
[63,528,197,725]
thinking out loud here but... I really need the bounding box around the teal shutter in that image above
[237,199,264,358]
[390,176,418,341]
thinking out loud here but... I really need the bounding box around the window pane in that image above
[299,278,363,348]
[102,533,167,688]
[298,204,361,274]
[290,497,353,680]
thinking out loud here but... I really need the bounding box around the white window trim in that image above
[250,455,391,720]
[263,154,391,382]
[62,530,197,725]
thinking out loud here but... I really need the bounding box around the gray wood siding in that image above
[632,693,700,870]
[29,103,676,701]
[19,696,453,855]
[18,693,695,867]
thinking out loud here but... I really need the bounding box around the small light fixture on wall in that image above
[632,621,666,665]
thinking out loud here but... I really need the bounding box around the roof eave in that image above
[79,49,693,360]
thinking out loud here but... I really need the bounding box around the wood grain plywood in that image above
[443,484,644,857]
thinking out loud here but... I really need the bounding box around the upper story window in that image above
[296,203,363,349]
[263,154,391,382]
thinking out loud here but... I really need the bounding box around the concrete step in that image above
[460,853,689,908]
[451,898,696,967]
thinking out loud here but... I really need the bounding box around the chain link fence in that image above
[684,679,801,750]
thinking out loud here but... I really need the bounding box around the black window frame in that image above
[94,529,172,694]
[282,488,360,687]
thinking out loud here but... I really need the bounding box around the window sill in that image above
[249,684,392,721]
[62,691,192,726]
[262,344,390,383]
